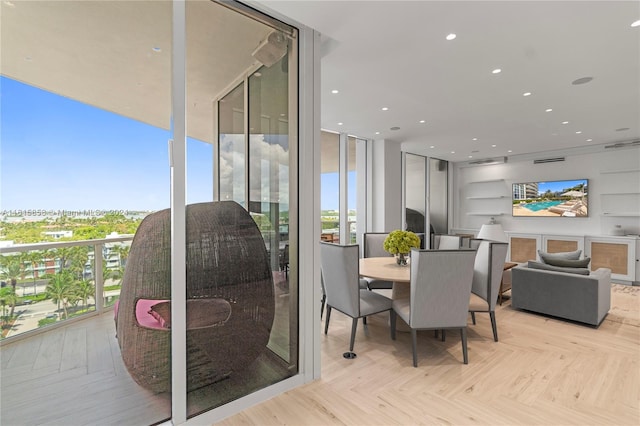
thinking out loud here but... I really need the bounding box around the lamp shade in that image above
[477,223,507,242]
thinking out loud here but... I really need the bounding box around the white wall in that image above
[371,139,403,231]
[452,147,640,237]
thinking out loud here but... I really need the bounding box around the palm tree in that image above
[46,271,75,319]
[0,287,18,323]
[0,255,24,295]
[22,250,50,295]
[74,280,95,311]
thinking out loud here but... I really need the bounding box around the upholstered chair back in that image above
[471,241,509,310]
[363,233,390,258]
[433,234,462,249]
[320,242,361,317]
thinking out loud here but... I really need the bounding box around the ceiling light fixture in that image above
[390,126,400,131]
[450,151,455,154]
[254,72,262,77]
[381,107,389,111]
[375,131,380,135]
[507,150,513,153]
[472,138,478,141]
[492,68,502,74]
[572,76,593,85]
[468,155,473,158]
[545,108,553,112]
[575,131,582,134]
[523,92,532,96]
[419,120,426,123]
[446,33,457,41]
[632,19,640,27]
[586,138,593,142]
[338,122,343,126]
[562,121,569,124]
[331,89,339,94]
[491,144,497,147]
[430,146,435,149]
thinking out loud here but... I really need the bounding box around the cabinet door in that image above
[585,236,636,282]
[507,233,541,263]
[542,235,584,256]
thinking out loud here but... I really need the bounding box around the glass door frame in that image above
[169,1,320,424]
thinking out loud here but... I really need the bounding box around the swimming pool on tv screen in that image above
[522,200,563,212]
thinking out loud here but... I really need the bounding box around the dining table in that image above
[359,256,411,331]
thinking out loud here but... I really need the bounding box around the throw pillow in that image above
[149,301,172,329]
[528,260,590,275]
[544,257,591,268]
[538,249,582,264]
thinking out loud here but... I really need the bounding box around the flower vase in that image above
[396,253,409,266]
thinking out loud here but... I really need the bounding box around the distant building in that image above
[43,230,73,239]
[513,182,539,200]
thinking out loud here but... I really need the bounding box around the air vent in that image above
[604,140,640,149]
[533,157,565,164]
[468,156,507,166]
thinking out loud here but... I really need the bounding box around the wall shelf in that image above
[602,212,640,217]
[466,212,505,216]
[600,169,640,174]
[469,179,505,184]
[466,195,508,199]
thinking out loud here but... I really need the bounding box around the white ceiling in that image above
[3,0,638,164]
[258,0,640,162]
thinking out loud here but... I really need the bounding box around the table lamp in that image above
[477,217,508,242]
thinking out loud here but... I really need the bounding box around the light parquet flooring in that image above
[219,285,640,426]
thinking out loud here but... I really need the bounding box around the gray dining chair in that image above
[390,248,477,367]
[362,232,393,290]
[433,234,462,249]
[320,242,393,358]
[468,240,509,341]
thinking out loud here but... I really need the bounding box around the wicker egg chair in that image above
[116,201,275,393]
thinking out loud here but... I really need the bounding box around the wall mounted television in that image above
[512,179,588,217]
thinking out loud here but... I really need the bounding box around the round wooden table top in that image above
[359,257,410,283]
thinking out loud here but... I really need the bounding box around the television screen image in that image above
[512,179,588,217]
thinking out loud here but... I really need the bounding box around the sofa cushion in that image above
[544,257,591,268]
[538,249,582,263]
[528,260,590,275]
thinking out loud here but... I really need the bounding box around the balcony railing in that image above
[0,236,133,343]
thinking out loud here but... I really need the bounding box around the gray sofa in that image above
[511,264,611,326]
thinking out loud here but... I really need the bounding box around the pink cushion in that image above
[136,299,170,330]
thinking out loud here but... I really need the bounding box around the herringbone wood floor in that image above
[219,285,639,425]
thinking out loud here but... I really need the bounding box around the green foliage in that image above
[383,230,421,255]
[38,317,57,327]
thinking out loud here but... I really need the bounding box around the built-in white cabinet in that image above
[585,235,638,283]
[503,231,639,284]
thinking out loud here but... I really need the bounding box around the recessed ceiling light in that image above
[152,47,162,53]
[390,126,400,131]
[446,33,457,41]
[430,146,435,149]
[472,150,479,153]
[616,127,630,131]
[254,72,262,77]
[331,89,339,94]
[523,92,532,96]
[507,150,513,153]
[375,131,380,135]
[562,121,569,125]
[632,19,640,27]
[280,113,286,117]
[571,77,593,85]
[586,138,593,142]
[468,155,473,158]
[545,108,553,112]
[575,131,582,134]
[419,120,426,123]
[472,138,478,141]
[338,122,343,126]
[381,107,389,111]
[450,151,455,154]
[491,144,497,148]
[492,68,502,74]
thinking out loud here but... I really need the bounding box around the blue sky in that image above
[1,76,212,211]
[537,179,588,195]
[1,76,349,212]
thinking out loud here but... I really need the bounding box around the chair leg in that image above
[411,328,419,367]
[390,310,397,340]
[441,329,446,342]
[363,316,367,325]
[470,311,476,325]
[461,327,469,364]
[490,311,498,342]
[320,294,326,319]
[324,306,332,334]
[434,330,439,339]
[349,318,358,351]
